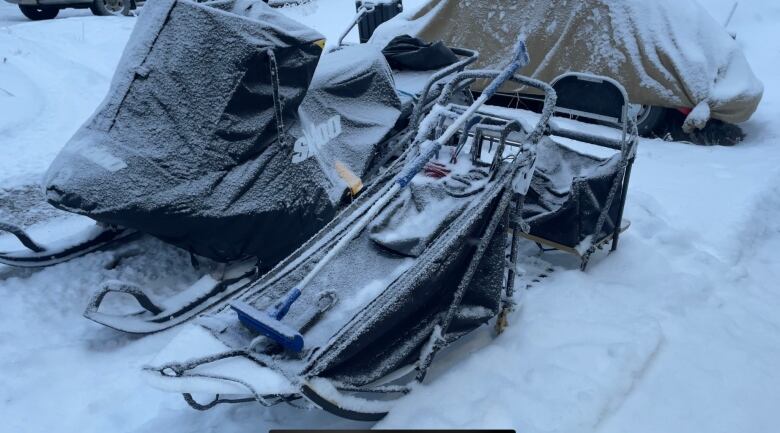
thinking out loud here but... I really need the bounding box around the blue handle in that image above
[397,144,440,188]
[268,287,301,320]
[483,40,529,98]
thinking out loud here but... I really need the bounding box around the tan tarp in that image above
[372,0,763,126]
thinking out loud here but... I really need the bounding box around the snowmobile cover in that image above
[371,0,764,125]
[295,44,402,201]
[43,0,401,264]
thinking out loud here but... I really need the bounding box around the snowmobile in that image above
[143,38,558,421]
[0,0,477,332]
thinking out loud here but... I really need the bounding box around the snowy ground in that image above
[1,0,779,432]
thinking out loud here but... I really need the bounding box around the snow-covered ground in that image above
[1,0,779,432]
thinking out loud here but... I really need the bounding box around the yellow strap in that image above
[335,161,363,196]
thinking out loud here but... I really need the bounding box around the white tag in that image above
[512,157,536,195]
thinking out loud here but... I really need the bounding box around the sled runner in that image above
[144,40,559,421]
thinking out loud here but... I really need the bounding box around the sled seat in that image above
[517,73,638,270]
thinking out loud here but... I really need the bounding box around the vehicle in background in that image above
[4,0,139,20]
[370,0,762,146]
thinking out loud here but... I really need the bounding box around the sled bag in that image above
[522,138,623,248]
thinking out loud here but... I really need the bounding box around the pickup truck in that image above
[5,0,136,20]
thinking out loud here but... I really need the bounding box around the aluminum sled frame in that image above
[145,71,557,421]
[81,48,478,334]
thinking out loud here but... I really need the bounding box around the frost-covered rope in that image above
[267,49,287,146]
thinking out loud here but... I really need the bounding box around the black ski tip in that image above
[300,384,389,422]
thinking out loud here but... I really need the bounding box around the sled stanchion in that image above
[612,156,634,251]
[232,37,532,352]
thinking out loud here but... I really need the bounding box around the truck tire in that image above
[631,104,668,137]
[90,0,130,16]
[18,5,59,20]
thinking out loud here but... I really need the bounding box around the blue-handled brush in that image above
[231,38,530,353]
[231,289,303,352]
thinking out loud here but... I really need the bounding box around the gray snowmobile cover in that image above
[43,0,399,264]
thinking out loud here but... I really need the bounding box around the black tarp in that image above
[43,0,401,266]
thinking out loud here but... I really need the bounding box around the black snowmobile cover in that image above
[44,0,400,264]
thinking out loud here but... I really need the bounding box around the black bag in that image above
[382,34,459,70]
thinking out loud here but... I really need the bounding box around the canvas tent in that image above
[371,0,764,128]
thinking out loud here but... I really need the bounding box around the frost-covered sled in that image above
[144,40,557,421]
[518,73,639,270]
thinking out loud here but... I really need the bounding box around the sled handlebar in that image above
[437,71,557,145]
[483,39,530,98]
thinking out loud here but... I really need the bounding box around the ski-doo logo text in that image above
[292,115,342,164]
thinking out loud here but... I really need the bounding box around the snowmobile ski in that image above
[84,259,259,334]
[0,223,136,268]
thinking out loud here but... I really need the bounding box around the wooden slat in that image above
[516,219,631,258]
